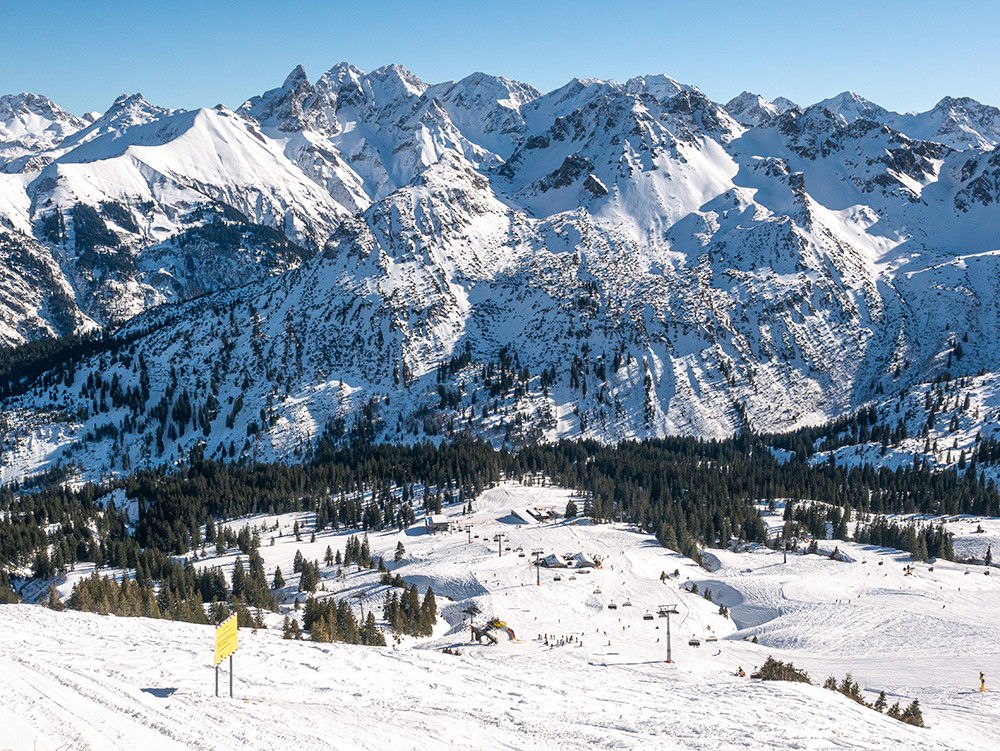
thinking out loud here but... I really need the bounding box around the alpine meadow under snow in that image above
[3,62,1000,750]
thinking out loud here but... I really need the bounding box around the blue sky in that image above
[3,0,998,115]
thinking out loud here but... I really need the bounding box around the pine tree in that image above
[231,557,246,598]
[873,691,887,713]
[395,541,405,563]
[46,585,65,611]
[272,566,285,589]
[565,498,578,518]
[420,586,438,635]
[900,699,924,727]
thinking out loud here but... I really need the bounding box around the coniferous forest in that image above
[2,420,996,636]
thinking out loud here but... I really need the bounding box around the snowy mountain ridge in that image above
[1,64,1000,482]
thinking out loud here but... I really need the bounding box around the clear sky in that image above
[3,0,998,116]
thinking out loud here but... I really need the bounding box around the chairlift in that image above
[688,638,701,647]
[622,600,632,607]
[568,575,576,580]
[518,552,526,557]
[643,612,654,621]
[706,636,718,642]
[553,575,562,582]
[593,587,602,594]
[607,603,618,610]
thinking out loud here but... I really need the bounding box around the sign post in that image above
[215,613,238,697]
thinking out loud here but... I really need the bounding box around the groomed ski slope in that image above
[3,481,999,750]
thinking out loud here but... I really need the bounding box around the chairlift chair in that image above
[643,612,654,621]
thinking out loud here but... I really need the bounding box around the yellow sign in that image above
[215,614,237,665]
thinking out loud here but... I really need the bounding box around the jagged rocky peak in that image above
[724,91,782,126]
[772,96,798,113]
[422,72,541,159]
[426,71,540,112]
[0,92,90,150]
[320,61,365,92]
[99,92,173,129]
[625,74,694,102]
[815,90,889,124]
[665,88,743,141]
[367,63,428,98]
[925,95,1000,150]
[238,64,330,133]
[0,92,87,128]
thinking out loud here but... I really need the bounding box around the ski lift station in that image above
[425,514,450,533]
[511,506,560,524]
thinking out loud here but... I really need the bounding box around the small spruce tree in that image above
[901,699,924,727]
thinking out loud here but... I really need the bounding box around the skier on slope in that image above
[981,671,986,692]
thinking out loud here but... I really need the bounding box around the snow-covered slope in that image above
[3,64,1000,480]
[805,91,1000,151]
[0,93,89,169]
[4,482,998,750]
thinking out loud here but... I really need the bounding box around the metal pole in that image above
[229,654,233,698]
[666,612,672,663]
[658,605,677,664]
[215,664,218,697]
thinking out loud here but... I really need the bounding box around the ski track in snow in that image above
[4,482,1000,750]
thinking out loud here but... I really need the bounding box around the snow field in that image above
[4,482,1000,749]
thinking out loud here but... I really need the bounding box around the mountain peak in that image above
[772,96,799,113]
[625,74,694,102]
[368,64,427,97]
[0,92,90,156]
[282,64,310,89]
[724,91,781,126]
[814,91,888,124]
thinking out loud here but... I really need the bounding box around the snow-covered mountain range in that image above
[2,65,1000,482]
